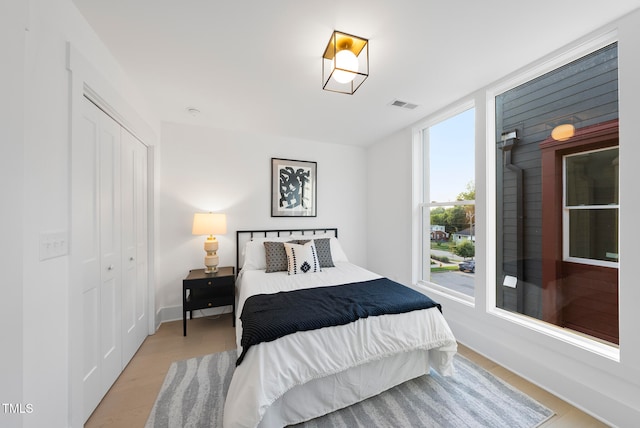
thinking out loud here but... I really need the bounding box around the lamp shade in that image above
[192,212,227,236]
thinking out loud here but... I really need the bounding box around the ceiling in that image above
[71,0,640,146]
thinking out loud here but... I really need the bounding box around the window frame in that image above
[415,103,476,302]
[485,31,620,357]
[562,147,620,268]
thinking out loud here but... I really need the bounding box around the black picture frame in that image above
[271,158,317,217]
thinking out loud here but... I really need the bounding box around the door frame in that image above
[539,119,619,341]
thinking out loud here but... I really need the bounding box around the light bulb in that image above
[551,124,575,141]
[333,49,358,84]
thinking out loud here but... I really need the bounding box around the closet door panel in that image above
[82,286,100,419]
[98,109,122,393]
[121,128,136,345]
[76,114,100,297]
[121,129,148,364]
[76,99,104,420]
[134,138,149,346]
[76,97,122,420]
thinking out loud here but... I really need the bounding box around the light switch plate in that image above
[39,230,69,261]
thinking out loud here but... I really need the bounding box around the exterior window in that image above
[495,42,619,344]
[564,148,619,266]
[421,107,475,298]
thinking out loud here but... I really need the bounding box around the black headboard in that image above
[236,228,338,271]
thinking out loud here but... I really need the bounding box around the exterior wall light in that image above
[551,123,576,141]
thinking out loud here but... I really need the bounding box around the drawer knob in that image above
[208,303,212,307]
[207,281,212,285]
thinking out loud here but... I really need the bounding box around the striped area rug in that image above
[145,350,554,428]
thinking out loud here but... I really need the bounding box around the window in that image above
[564,147,619,266]
[419,107,475,298]
[495,42,619,344]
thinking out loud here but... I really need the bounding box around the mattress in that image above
[223,261,457,428]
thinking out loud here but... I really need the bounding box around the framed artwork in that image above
[271,158,317,217]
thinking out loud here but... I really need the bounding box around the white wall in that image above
[366,128,413,284]
[156,122,368,321]
[10,1,159,427]
[366,10,640,427]
[0,1,26,427]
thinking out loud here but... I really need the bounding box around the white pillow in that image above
[241,236,297,271]
[241,240,266,271]
[283,241,321,275]
[290,234,348,262]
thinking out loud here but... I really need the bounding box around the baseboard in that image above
[154,304,233,331]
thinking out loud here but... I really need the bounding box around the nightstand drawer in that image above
[188,275,234,289]
[187,295,234,309]
[188,282,234,300]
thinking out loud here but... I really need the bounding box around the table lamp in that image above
[192,212,227,273]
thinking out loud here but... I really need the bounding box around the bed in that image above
[223,228,457,428]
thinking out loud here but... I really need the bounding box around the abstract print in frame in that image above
[271,158,317,217]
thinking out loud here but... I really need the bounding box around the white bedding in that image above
[223,262,457,428]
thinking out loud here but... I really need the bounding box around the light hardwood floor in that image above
[85,314,610,427]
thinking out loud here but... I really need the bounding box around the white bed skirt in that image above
[260,348,431,427]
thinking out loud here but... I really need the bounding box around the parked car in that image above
[458,260,475,273]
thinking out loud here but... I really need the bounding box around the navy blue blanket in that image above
[237,277,441,366]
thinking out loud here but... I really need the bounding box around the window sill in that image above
[489,307,620,362]
[416,280,475,307]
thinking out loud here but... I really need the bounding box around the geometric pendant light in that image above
[322,30,369,94]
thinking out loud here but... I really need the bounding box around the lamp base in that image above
[204,250,219,274]
[204,266,218,274]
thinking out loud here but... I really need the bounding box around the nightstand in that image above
[183,266,235,336]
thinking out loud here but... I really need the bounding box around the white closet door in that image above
[134,137,149,347]
[98,104,122,393]
[77,97,122,420]
[76,98,102,420]
[121,129,148,363]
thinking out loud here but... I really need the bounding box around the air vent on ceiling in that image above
[390,99,419,110]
